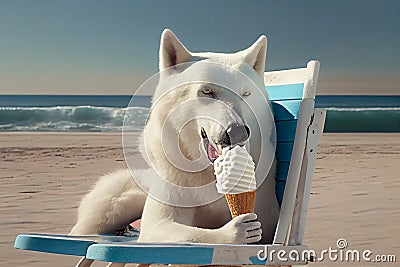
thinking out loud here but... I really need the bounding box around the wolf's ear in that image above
[159,29,192,70]
[243,35,267,75]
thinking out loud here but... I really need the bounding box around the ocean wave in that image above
[0,106,149,132]
[326,107,400,111]
[1,105,399,132]
[324,107,400,132]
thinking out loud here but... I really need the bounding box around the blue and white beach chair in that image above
[15,61,326,266]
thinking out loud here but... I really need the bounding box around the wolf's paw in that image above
[220,213,262,244]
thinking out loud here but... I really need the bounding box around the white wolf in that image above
[71,29,280,244]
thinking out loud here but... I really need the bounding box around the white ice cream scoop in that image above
[213,145,256,194]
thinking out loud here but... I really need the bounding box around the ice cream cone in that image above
[225,190,256,218]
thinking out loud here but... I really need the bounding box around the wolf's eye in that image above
[201,89,213,95]
[242,91,251,96]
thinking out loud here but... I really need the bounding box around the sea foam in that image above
[0,106,149,132]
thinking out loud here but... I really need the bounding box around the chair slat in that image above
[271,100,301,121]
[14,234,96,256]
[87,244,214,264]
[266,83,304,101]
[276,162,291,204]
[276,142,294,162]
[268,84,302,206]
[14,234,136,257]
[275,180,286,204]
[276,120,298,142]
[276,162,290,182]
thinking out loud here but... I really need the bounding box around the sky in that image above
[0,0,399,95]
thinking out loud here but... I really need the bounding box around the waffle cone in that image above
[225,190,256,218]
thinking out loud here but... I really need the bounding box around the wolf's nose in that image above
[221,123,250,146]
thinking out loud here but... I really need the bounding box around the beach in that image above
[1,132,399,266]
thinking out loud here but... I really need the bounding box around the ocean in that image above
[0,95,399,132]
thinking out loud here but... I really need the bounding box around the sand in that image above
[0,132,399,266]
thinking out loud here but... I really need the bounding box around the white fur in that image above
[71,29,279,244]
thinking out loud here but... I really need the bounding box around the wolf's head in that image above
[144,29,274,174]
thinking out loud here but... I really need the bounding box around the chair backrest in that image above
[266,83,304,205]
[265,62,318,204]
[264,61,322,245]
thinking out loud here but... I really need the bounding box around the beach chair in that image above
[14,60,326,266]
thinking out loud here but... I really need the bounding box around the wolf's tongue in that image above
[208,143,218,162]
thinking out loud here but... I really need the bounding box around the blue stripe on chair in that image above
[276,162,290,181]
[276,162,291,205]
[276,120,298,142]
[271,100,301,121]
[275,180,286,204]
[272,96,300,205]
[266,83,304,101]
[87,243,214,264]
[14,234,95,256]
[276,142,294,162]
[249,256,267,265]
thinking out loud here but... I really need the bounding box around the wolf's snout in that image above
[220,123,250,146]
